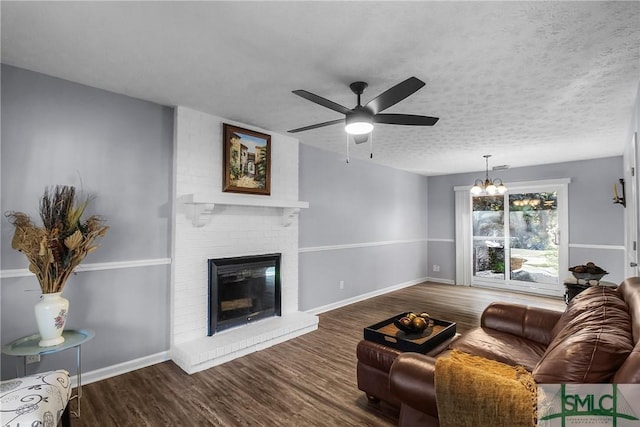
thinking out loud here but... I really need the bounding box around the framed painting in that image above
[222,124,271,195]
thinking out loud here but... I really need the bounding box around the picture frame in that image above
[222,124,271,195]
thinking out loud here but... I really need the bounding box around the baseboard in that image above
[306,277,428,315]
[425,277,456,285]
[71,351,170,388]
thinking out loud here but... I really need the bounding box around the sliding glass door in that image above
[473,196,506,281]
[471,181,568,296]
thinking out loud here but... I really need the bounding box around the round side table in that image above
[2,329,95,417]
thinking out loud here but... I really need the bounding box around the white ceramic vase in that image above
[34,292,69,347]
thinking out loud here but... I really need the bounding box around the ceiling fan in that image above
[288,76,439,144]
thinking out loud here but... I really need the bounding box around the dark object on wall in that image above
[223,124,271,195]
[613,178,626,207]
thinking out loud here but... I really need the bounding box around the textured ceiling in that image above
[2,1,639,176]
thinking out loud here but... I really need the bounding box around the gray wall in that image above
[298,144,428,311]
[426,156,626,284]
[1,65,173,379]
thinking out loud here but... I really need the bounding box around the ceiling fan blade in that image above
[364,77,426,115]
[374,113,439,126]
[354,134,368,144]
[292,90,352,115]
[288,118,344,133]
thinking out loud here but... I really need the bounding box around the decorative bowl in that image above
[394,318,419,333]
[393,313,431,334]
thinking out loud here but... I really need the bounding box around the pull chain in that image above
[346,133,350,163]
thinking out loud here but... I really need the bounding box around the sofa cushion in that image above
[481,303,563,346]
[550,285,629,340]
[533,286,634,383]
[450,327,547,372]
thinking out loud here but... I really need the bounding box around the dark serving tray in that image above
[364,312,456,353]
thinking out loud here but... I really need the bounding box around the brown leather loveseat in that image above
[367,277,640,427]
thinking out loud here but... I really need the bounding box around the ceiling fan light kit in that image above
[345,110,374,135]
[470,155,507,196]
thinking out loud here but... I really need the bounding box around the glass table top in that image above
[2,329,95,356]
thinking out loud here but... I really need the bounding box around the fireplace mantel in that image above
[181,193,309,227]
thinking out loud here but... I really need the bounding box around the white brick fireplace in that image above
[171,106,317,374]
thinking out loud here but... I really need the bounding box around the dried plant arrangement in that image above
[6,185,109,294]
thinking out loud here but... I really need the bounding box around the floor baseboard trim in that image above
[71,351,170,388]
[306,277,428,315]
[425,277,455,285]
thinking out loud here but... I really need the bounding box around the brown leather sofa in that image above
[359,277,640,427]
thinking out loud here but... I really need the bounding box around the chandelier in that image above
[470,155,507,196]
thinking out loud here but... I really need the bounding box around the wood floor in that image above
[71,282,564,426]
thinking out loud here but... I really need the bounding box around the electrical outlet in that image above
[433,265,440,272]
[339,280,344,289]
[26,355,40,364]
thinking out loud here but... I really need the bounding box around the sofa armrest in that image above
[481,302,563,346]
[389,352,440,418]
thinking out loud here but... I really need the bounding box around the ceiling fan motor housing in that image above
[349,81,368,96]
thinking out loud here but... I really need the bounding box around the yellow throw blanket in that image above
[435,350,537,427]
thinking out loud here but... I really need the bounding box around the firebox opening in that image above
[208,253,282,335]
